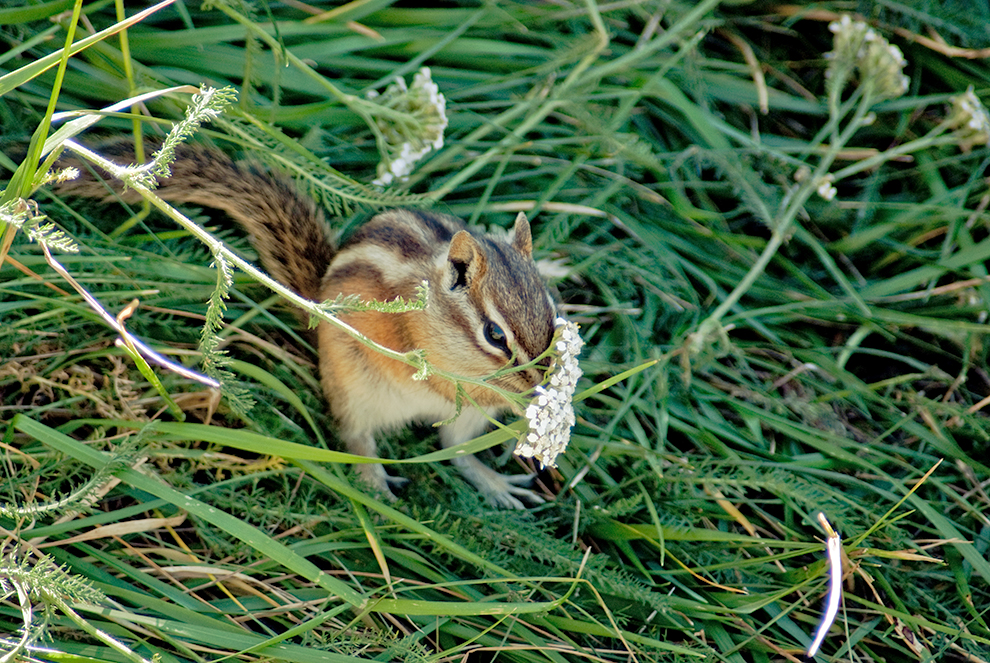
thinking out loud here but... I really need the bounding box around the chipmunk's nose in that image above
[523,362,548,388]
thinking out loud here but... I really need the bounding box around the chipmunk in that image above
[56,142,557,508]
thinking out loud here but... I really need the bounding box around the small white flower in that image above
[515,317,584,469]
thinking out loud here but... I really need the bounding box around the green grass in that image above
[3,1,990,662]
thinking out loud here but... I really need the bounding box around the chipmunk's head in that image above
[431,213,556,404]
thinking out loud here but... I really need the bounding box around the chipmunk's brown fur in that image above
[57,142,556,507]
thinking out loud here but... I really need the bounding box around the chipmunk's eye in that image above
[483,321,508,351]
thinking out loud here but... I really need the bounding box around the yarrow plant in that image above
[367,68,448,187]
[515,318,584,469]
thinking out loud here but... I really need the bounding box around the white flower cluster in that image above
[368,67,448,187]
[515,317,584,469]
[826,14,909,100]
[816,175,837,201]
[948,86,990,151]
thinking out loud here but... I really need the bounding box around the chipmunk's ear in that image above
[447,230,488,289]
[511,212,533,257]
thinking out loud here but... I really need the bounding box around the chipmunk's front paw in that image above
[355,463,407,501]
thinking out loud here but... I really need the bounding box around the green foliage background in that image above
[2,1,990,662]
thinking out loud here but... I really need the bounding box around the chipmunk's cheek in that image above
[425,339,502,380]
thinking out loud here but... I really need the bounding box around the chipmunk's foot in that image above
[355,463,408,501]
[453,456,545,509]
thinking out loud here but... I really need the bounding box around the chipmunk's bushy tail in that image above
[56,141,335,302]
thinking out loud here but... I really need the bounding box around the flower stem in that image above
[689,93,877,354]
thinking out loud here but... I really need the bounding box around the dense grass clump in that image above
[2,2,990,662]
